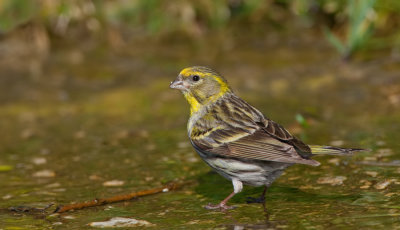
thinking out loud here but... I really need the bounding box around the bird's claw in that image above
[204,203,235,211]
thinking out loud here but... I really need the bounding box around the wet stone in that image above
[32,157,47,165]
[317,176,347,186]
[88,217,154,228]
[2,194,13,200]
[33,169,56,178]
[375,180,395,190]
[330,140,344,146]
[365,171,378,177]
[359,180,372,189]
[327,158,340,165]
[103,180,125,187]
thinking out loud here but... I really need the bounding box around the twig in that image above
[54,181,187,213]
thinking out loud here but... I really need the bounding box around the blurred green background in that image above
[1,0,400,59]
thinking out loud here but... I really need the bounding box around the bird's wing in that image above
[192,130,319,166]
[190,94,319,166]
[260,118,312,153]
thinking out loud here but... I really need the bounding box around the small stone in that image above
[365,171,378,177]
[89,175,103,180]
[328,158,340,165]
[374,180,393,190]
[2,194,12,200]
[317,176,347,186]
[63,215,75,219]
[145,144,156,151]
[33,170,56,178]
[103,180,124,187]
[72,156,81,162]
[104,206,114,210]
[186,155,199,163]
[45,183,61,188]
[385,193,396,197]
[21,129,35,139]
[330,140,344,147]
[74,130,86,139]
[32,157,47,165]
[359,180,372,189]
[89,217,154,228]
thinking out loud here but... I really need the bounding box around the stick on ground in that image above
[54,181,186,213]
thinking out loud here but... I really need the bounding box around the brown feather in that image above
[190,93,318,166]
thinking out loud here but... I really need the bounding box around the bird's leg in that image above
[205,178,242,210]
[246,186,268,204]
[204,191,236,210]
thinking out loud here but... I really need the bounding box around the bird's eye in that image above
[192,75,200,81]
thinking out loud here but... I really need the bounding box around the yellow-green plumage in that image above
[170,66,366,210]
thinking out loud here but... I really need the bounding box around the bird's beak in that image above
[170,77,187,91]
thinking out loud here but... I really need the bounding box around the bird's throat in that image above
[183,92,201,115]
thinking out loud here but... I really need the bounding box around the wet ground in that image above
[0,30,399,229]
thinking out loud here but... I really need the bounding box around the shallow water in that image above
[0,33,399,229]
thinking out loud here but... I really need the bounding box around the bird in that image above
[170,66,366,210]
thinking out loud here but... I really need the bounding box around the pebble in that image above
[330,140,344,146]
[20,129,35,139]
[365,171,378,177]
[103,180,125,187]
[74,130,86,139]
[89,175,103,180]
[2,194,13,200]
[327,158,340,165]
[317,176,347,186]
[89,217,154,227]
[33,169,56,178]
[45,183,61,188]
[359,180,372,189]
[32,157,47,165]
[374,180,394,190]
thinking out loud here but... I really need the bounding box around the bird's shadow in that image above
[194,171,361,206]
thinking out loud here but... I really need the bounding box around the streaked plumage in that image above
[170,66,365,210]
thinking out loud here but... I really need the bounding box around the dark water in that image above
[0,33,399,229]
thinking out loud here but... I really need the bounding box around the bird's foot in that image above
[246,196,265,204]
[204,202,235,211]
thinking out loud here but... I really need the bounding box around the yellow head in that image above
[170,66,231,114]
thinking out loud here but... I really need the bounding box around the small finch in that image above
[170,66,365,210]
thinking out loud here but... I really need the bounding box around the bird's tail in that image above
[309,145,367,156]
